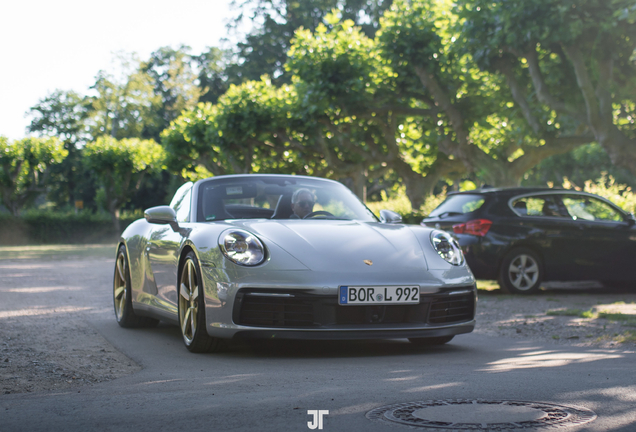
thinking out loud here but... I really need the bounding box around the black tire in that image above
[499,247,543,295]
[113,245,159,328]
[178,251,220,353]
[408,336,454,346]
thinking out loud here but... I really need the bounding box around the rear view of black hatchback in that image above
[421,187,636,294]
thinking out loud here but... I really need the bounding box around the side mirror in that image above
[145,206,178,229]
[379,209,403,224]
[626,212,636,226]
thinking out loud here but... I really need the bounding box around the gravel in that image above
[474,285,636,347]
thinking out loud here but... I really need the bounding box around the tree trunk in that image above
[350,169,368,202]
[109,204,121,234]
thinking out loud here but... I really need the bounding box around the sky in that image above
[0,0,238,140]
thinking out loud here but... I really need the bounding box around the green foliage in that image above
[162,78,304,177]
[560,173,636,214]
[366,186,413,215]
[140,46,203,141]
[378,0,446,75]
[524,144,636,190]
[83,137,166,228]
[27,90,94,208]
[88,54,160,140]
[455,0,636,177]
[195,47,231,104]
[546,308,587,317]
[228,0,393,84]
[0,210,140,245]
[456,0,635,66]
[28,90,91,145]
[0,136,67,216]
[288,17,387,113]
[366,185,447,223]
[13,0,636,219]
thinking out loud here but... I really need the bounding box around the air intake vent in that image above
[428,293,475,324]
[237,293,315,327]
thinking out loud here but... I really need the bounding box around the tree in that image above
[83,137,166,232]
[0,136,67,216]
[376,0,594,193]
[28,90,91,206]
[88,54,160,140]
[140,46,203,141]
[194,47,232,104]
[455,0,636,176]
[228,0,393,84]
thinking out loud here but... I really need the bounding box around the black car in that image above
[421,187,636,294]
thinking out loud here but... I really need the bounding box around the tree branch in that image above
[561,44,604,134]
[511,134,595,174]
[414,66,470,147]
[493,58,543,135]
[524,48,586,122]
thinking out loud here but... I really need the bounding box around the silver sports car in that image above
[113,174,476,352]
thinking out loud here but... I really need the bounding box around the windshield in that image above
[428,194,486,217]
[195,176,378,222]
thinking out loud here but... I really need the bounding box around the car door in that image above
[509,194,582,280]
[147,183,192,312]
[560,193,636,281]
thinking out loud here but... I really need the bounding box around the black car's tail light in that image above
[453,219,492,236]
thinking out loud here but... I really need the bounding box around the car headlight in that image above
[219,230,266,266]
[430,230,464,266]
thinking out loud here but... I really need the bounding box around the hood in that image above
[230,220,428,273]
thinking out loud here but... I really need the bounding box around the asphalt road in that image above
[1,252,635,432]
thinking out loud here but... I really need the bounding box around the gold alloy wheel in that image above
[113,251,128,321]
[179,258,199,345]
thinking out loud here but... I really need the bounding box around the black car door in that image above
[560,194,636,281]
[510,193,582,280]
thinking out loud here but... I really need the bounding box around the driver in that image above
[290,188,316,219]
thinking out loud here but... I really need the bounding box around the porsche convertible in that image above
[113,174,476,352]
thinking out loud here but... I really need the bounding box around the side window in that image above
[562,195,623,222]
[170,182,193,223]
[429,194,486,217]
[511,196,567,217]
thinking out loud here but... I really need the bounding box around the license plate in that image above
[338,286,420,305]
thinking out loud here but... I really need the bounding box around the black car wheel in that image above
[408,336,454,346]
[499,248,543,295]
[113,245,159,328]
[178,251,220,353]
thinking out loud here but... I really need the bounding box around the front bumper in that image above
[206,285,477,340]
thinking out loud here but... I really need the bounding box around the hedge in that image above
[0,211,141,245]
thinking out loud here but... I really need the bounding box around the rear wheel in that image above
[408,336,454,346]
[113,245,159,328]
[178,251,220,353]
[499,248,543,295]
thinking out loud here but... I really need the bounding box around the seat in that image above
[513,201,527,215]
[271,194,293,219]
[542,200,562,217]
[202,197,233,221]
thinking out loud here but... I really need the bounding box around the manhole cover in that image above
[366,399,596,431]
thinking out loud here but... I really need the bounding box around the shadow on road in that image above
[139,322,471,359]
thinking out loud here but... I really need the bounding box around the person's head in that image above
[291,188,316,218]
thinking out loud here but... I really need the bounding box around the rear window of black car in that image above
[429,194,486,217]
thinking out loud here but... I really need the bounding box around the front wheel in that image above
[408,336,454,346]
[178,251,220,353]
[113,245,159,328]
[499,248,543,295]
